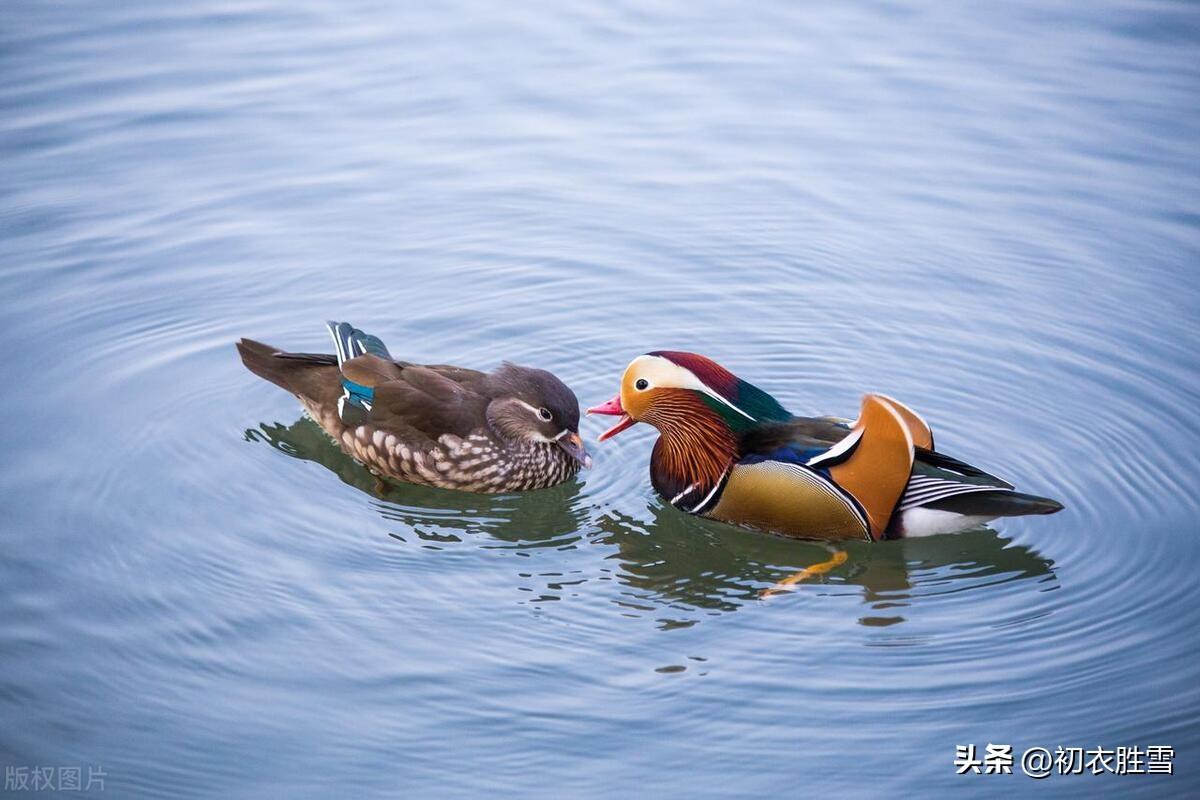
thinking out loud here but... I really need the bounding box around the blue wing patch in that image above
[327,321,390,423]
[341,377,375,410]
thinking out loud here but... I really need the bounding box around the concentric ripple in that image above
[1,0,1197,796]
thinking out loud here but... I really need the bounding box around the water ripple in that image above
[2,0,1198,795]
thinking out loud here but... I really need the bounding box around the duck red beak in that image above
[587,395,637,442]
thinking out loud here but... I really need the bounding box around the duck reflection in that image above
[587,504,1056,620]
[247,416,1056,624]
[247,416,590,543]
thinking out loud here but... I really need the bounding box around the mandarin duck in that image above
[237,322,590,493]
[589,352,1062,540]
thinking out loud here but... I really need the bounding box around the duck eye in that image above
[538,407,553,422]
[635,378,649,391]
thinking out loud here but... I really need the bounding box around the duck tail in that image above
[925,490,1064,518]
[236,338,336,394]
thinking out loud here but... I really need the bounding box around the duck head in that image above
[587,351,791,442]
[487,363,592,468]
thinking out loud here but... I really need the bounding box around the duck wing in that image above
[732,396,916,539]
[912,448,1013,489]
[327,321,490,444]
[365,366,490,443]
[738,415,854,464]
[897,452,1017,514]
[743,402,1013,489]
[737,396,1058,534]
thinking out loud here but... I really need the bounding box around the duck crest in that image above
[649,391,740,513]
[649,350,791,430]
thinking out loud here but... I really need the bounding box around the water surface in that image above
[2,0,1198,796]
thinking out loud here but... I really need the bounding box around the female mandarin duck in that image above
[237,322,590,493]
[589,352,1062,540]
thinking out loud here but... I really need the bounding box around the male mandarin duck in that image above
[589,352,1062,540]
[237,322,590,493]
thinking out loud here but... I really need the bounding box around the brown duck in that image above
[237,322,590,493]
[589,351,1063,540]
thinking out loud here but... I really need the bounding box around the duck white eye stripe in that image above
[514,399,546,419]
[633,355,756,422]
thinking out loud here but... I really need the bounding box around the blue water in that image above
[2,1,1198,796]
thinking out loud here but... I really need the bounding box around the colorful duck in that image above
[589,351,1062,540]
[238,322,590,493]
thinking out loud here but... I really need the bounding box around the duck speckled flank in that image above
[237,322,589,494]
[591,351,1063,540]
[311,406,580,493]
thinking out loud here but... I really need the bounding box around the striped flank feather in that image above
[898,473,1010,511]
